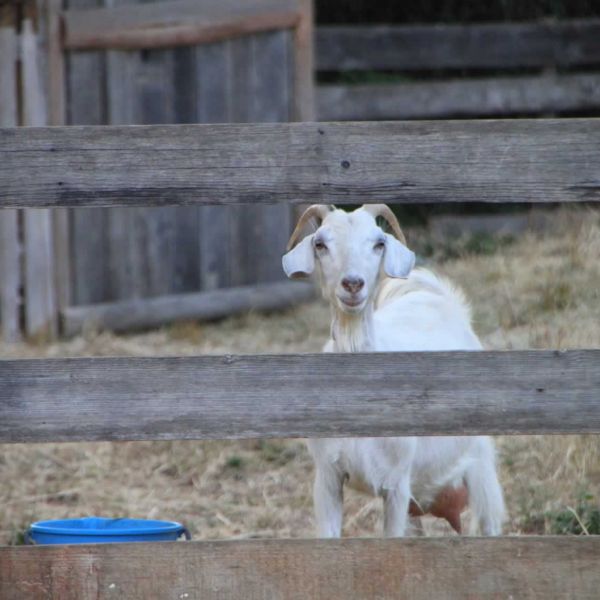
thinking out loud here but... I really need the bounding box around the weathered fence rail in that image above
[315,21,600,121]
[2,120,600,208]
[1,120,599,599]
[1,350,599,443]
[318,73,600,121]
[61,280,315,335]
[315,21,600,72]
[63,0,302,50]
[2,537,599,600]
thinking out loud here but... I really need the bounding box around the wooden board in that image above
[66,14,296,304]
[104,41,142,301]
[316,20,600,72]
[318,73,600,121]
[1,350,599,443]
[43,0,72,318]
[196,40,236,291]
[292,0,314,121]
[67,0,109,306]
[64,0,302,50]
[62,280,315,335]
[194,32,293,290]
[0,23,21,342]
[0,210,20,342]
[172,45,201,294]
[2,119,600,208]
[105,40,178,301]
[21,18,57,339]
[1,537,599,600]
[230,31,292,286]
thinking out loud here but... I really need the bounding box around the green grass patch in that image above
[225,455,244,469]
[547,493,600,535]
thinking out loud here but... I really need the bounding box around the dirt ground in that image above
[1,207,599,544]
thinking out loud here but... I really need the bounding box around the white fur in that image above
[282,206,506,538]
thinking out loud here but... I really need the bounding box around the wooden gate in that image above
[0,119,599,598]
[0,0,314,340]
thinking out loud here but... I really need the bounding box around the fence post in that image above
[0,5,22,342]
[21,14,58,339]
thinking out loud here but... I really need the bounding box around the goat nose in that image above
[342,276,365,294]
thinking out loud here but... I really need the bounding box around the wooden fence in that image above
[4,13,600,341]
[1,120,599,598]
[0,0,315,341]
[315,20,600,120]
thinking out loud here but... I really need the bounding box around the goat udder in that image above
[408,484,468,534]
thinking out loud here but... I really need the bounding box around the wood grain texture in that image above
[62,280,315,335]
[1,350,599,443]
[1,537,599,600]
[22,210,57,338]
[196,40,236,291]
[21,19,58,338]
[65,18,297,303]
[0,24,21,342]
[104,39,140,302]
[234,31,292,285]
[2,119,600,208]
[63,0,301,50]
[0,210,21,342]
[108,44,178,300]
[47,0,66,127]
[318,73,600,121]
[292,0,315,121]
[316,20,600,71]
[67,0,108,306]
[47,0,74,316]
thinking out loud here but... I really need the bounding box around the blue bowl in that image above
[28,517,190,545]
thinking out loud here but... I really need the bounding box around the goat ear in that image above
[383,233,415,278]
[282,235,315,279]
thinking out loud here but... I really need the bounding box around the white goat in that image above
[282,204,505,538]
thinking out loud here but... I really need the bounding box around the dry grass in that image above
[1,207,599,544]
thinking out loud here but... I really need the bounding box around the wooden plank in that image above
[111,45,178,299]
[104,33,142,301]
[228,32,293,286]
[172,45,201,294]
[0,21,22,342]
[2,119,600,208]
[46,0,66,126]
[44,0,72,318]
[196,41,234,291]
[1,537,599,600]
[292,0,315,121]
[62,280,315,335]
[0,210,21,342]
[21,18,58,339]
[0,23,17,121]
[67,0,108,305]
[64,0,302,50]
[316,21,600,72]
[22,210,57,338]
[0,350,599,443]
[318,73,600,121]
[105,47,134,300]
[227,35,255,287]
[245,30,292,283]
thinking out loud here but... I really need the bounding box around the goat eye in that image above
[314,240,327,251]
[374,240,385,251]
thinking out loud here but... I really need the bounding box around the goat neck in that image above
[330,300,376,353]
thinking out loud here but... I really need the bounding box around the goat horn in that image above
[286,205,333,250]
[362,204,407,245]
